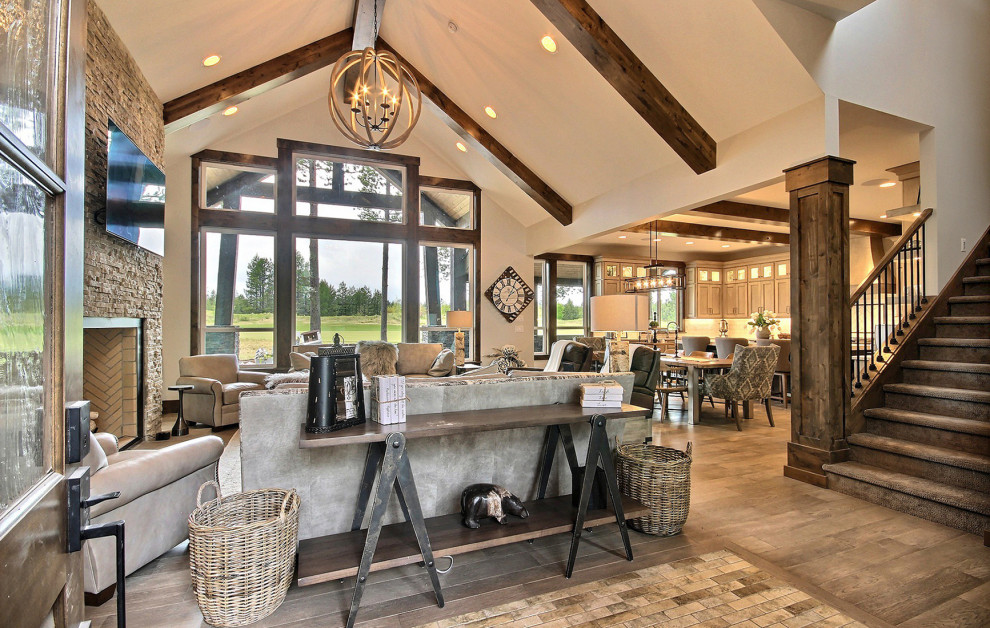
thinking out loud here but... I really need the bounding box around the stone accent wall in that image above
[84,0,165,436]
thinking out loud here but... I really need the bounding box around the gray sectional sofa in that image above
[239,371,647,539]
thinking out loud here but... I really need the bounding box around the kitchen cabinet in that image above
[775,278,791,315]
[748,280,775,313]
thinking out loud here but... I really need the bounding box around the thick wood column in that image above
[783,156,855,487]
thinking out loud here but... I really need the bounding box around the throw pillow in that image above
[428,349,455,376]
[357,340,398,377]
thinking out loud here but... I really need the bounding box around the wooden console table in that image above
[297,403,651,628]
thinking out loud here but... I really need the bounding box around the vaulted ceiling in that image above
[95,0,827,229]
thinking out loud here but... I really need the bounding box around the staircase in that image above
[824,248,990,535]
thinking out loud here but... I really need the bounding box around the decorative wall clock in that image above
[485,266,535,323]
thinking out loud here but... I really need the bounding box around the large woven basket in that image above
[188,481,300,627]
[616,442,692,536]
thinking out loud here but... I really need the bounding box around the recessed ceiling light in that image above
[880,214,888,219]
[653,238,662,242]
[912,211,921,217]
[222,106,238,116]
[685,241,694,245]
[618,235,627,239]
[484,106,497,119]
[879,181,897,188]
[721,244,731,248]
[203,54,221,67]
[455,142,467,152]
[540,35,557,53]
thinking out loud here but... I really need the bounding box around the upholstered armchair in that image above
[82,432,223,602]
[509,340,593,374]
[628,346,662,410]
[702,344,780,431]
[176,354,268,428]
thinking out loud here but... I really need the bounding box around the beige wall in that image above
[161,100,535,400]
[757,0,990,289]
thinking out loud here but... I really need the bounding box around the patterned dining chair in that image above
[702,344,780,431]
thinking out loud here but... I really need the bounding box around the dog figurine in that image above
[460,484,529,529]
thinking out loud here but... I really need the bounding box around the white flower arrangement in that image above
[746,309,780,332]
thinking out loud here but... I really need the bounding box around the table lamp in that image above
[590,294,649,372]
[446,310,473,366]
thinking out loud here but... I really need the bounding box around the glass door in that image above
[1,0,83,623]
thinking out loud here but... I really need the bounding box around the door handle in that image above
[68,467,126,628]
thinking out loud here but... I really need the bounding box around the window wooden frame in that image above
[533,254,594,360]
[190,142,481,369]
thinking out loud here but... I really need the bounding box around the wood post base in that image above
[785,441,849,487]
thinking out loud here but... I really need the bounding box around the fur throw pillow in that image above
[428,349,456,376]
[265,371,309,389]
[357,341,398,378]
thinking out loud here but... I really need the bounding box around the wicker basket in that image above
[188,481,300,627]
[616,442,692,536]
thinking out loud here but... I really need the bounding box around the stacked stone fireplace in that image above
[83,319,143,443]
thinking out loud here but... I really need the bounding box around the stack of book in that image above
[579,381,623,408]
[371,375,407,424]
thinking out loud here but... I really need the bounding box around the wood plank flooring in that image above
[86,400,990,627]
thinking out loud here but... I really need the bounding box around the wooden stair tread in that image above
[847,433,990,473]
[296,494,649,586]
[901,359,990,375]
[918,337,990,347]
[884,382,990,403]
[948,295,990,303]
[962,276,990,283]
[934,316,990,324]
[823,461,990,515]
[864,407,990,436]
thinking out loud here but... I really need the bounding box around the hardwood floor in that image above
[86,400,990,627]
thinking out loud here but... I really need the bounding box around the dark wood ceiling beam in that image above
[378,39,573,225]
[690,200,901,237]
[163,29,354,132]
[529,0,716,174]
[625,220,789,245]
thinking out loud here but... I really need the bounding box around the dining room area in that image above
[587,291,792,433]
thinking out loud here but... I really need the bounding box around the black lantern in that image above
[306,349,366,433]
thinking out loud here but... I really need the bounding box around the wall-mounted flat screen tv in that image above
[105,119,165,256]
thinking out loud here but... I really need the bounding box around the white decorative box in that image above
[371,375,407,424]
[579,380,623,408]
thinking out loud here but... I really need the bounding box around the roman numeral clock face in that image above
[485,267,535,323]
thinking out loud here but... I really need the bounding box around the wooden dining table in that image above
[659,355,733,424]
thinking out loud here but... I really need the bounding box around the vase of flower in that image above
[747,309,780,342]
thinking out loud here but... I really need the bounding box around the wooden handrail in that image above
[849,208,933,305]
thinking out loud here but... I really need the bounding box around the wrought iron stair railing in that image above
[849,208,933,395]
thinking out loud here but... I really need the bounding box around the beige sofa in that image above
[82,432,223,598]
[287,343,455,378]
[176,354,268,428]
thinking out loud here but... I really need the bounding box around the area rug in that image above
[417,550,867,628]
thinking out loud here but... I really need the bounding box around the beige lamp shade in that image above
[590,294,650,332]
[446,310,473,328]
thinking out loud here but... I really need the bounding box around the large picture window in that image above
[192,143,480,368]
[202,232,276,364]
[419,243,474,358]
[295,238,403,344]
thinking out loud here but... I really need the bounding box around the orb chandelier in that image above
[327,4,421,150]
